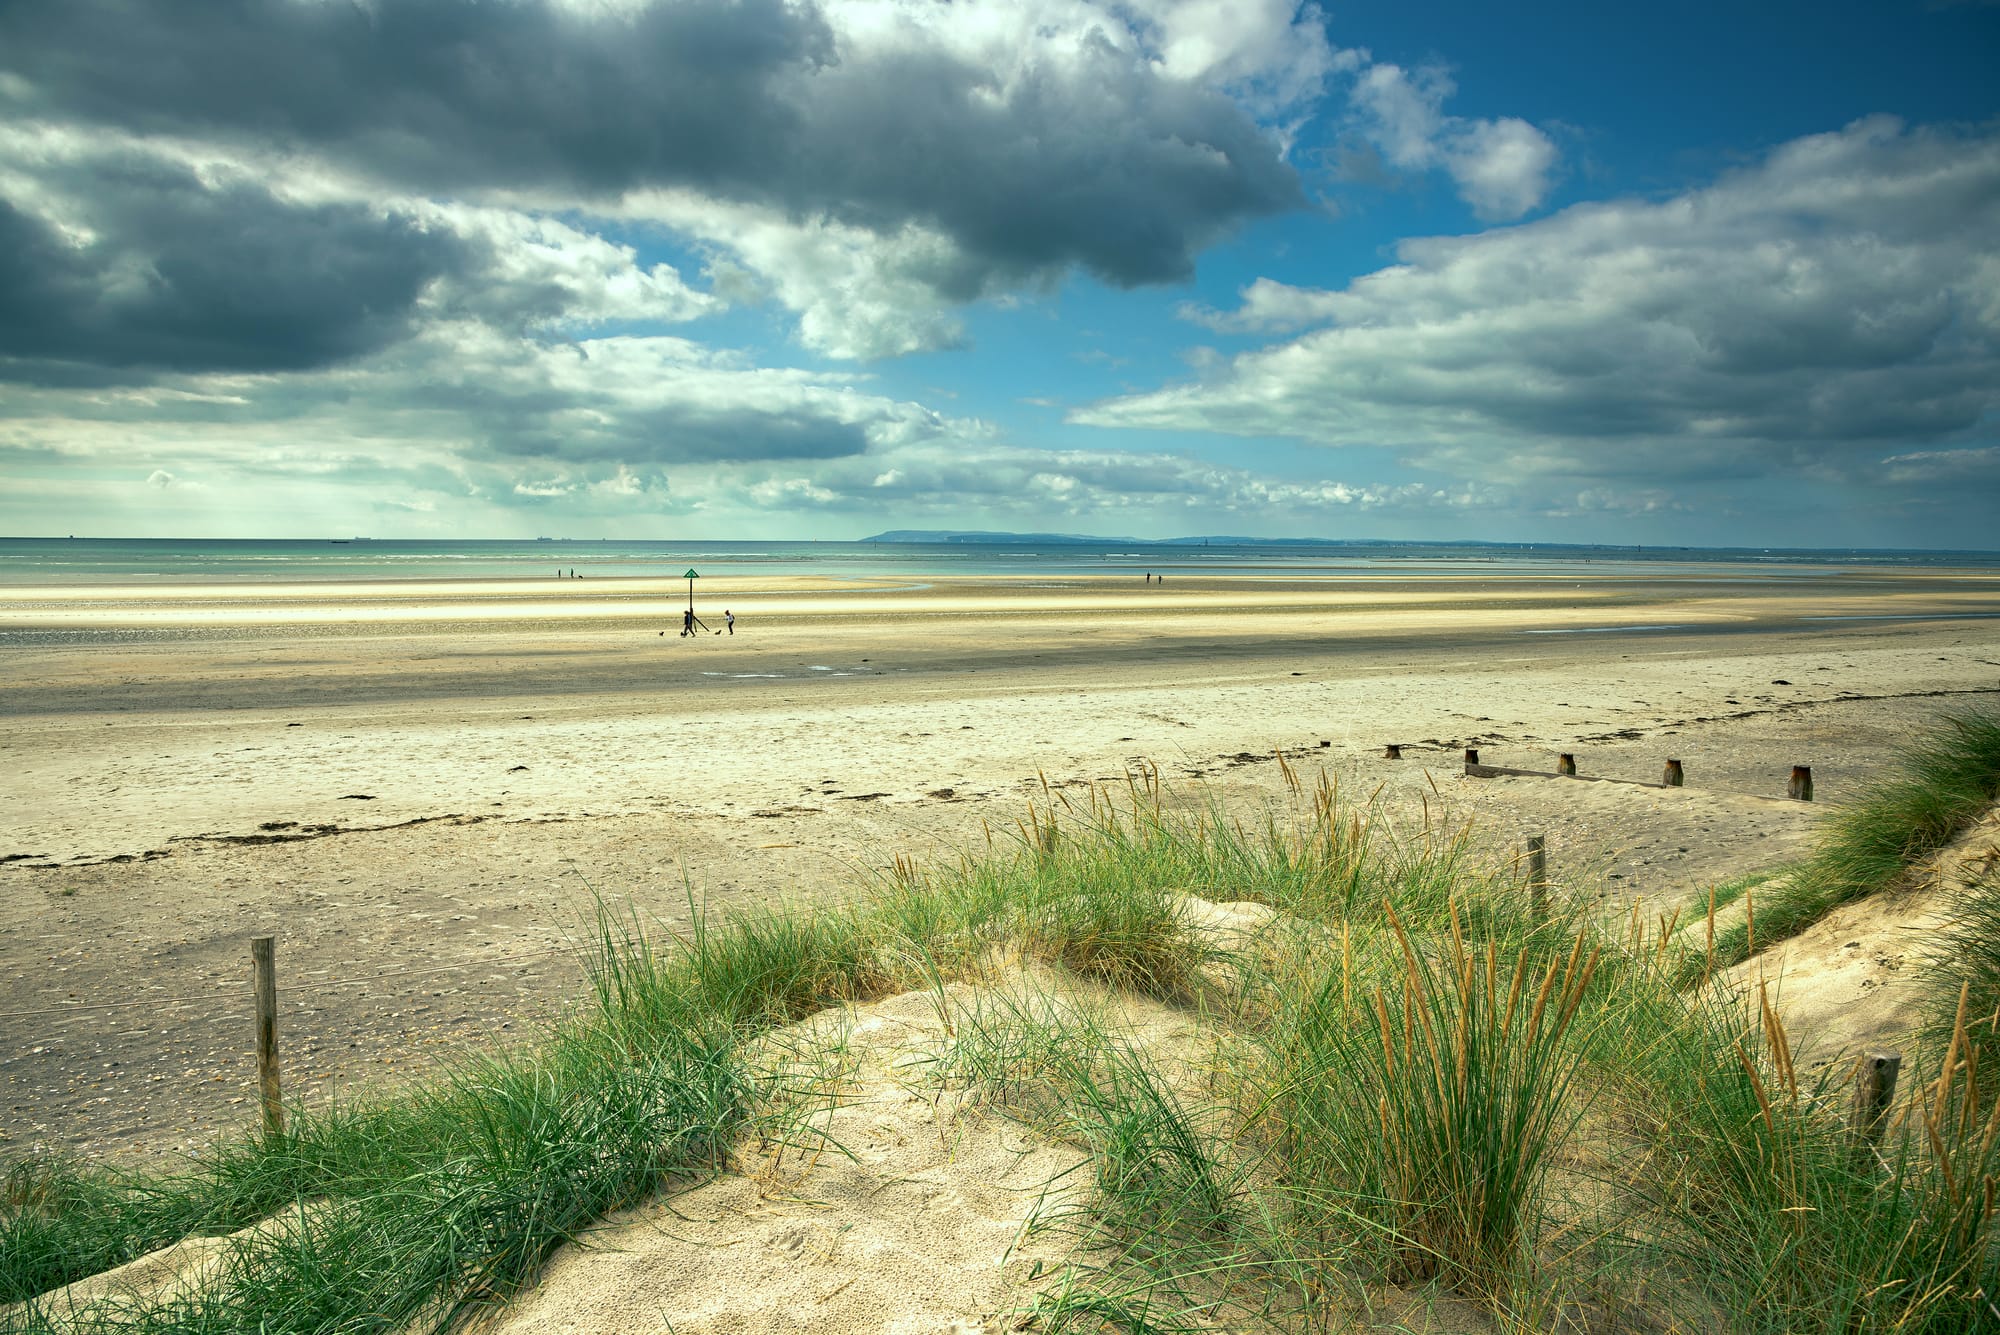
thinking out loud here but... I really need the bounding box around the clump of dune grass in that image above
[928,818,1592,1326]
[864,759,1487,1005]
[933,989,1305,1332]
[1587,914,2000,1335]
[1249,902,1602,1306]
[1,913,753,1331]
[1924,864,2000,1092]
[1685,709,2000,979]
[0,1097,486,1310]
[5,1037,746,1333]
[944,992,1244,1234]
[1,1158,170,1309]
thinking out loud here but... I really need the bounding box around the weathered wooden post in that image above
[1463,747,1480,772]
[1556,753,1576,776]
[1526,834,1549,923]
[1663,758,1684,787]
[1383,743,1402,760]
[1788,765,1814,801]
[251,936,284,1137]
[1850,1050,1901,1150]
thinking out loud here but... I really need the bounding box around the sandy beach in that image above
[5,562,2000,1162]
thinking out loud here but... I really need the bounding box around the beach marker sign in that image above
[685,568,699,616]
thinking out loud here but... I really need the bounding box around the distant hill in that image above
[864,529,1120,545]
[861,530,1409,547]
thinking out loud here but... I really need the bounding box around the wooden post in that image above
[252,936,284,1137]
[1383,743,1402,760]
[1850,1050,1901,1150]
[1463,747,1479,772]
[1663,758,1684,787]
[1526,834,1549,923]
[1788,765,1814,801]
[1556,753,1576,776]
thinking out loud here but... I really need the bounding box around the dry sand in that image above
[1720,801,2000,1072]
[470,979,1117,1335]
[4,563,2000,1163]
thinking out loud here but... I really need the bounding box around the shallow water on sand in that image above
[5,535,1996,587]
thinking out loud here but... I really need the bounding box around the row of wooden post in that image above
[1374,743,1813,800]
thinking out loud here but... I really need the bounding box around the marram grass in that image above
[8,741,2000,1334]
[1252,904,1602,1299]
[1925,863,2000,1094]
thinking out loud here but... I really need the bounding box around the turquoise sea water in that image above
[4,536,1998,586]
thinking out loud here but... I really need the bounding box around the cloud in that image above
[420,205,718,331]
[1120,0,1356,130]
[0,127,720,383]
[0,0,1572,376]
[1346,62,1558,219]
[1880,445,2000,484]
[1081,118,2000,490]
[1178,276,1344,332]
[637,196,980,359]
[0,0,1317,329]
[0,147,467,382]
[719,437,1513,522]
[0,321,982,505]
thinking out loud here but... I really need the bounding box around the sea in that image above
[2,536,1998,587]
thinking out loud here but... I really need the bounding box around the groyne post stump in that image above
[1851,1051,1901,1150]
[252,935,284,1138]
[1463,748,1479,773]
[1663,758,1684,787]
[1384,744,1402,760]
[1557,753,1576,776]
[1789,765,1814,801]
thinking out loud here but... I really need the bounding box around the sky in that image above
[1,0,1997,548]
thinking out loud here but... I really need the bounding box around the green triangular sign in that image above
[684,568,700,578]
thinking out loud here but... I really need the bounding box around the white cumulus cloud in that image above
[1347,62,1559,219]
[1081,118,2000,497]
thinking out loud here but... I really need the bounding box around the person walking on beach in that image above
[682,607,693,637]
[725,610,735,635]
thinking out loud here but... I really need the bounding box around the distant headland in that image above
[861,529,1407,547]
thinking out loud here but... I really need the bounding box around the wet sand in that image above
[3,563,1999,1161]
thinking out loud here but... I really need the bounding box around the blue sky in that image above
[1,0,1996,546]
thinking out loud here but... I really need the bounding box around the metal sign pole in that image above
[683,568,709,632]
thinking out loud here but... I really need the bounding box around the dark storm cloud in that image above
[0,0,1302,289]
[0,157,466,382]
[2,0,823,193]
